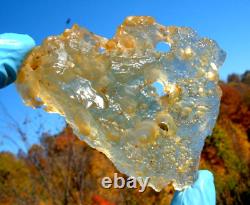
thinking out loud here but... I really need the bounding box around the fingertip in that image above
[198,170,214,182]
[20,34,36,50]
[0,33,36,50]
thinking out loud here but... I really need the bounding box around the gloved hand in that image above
[171,170,216,205]
[0,33,35,88]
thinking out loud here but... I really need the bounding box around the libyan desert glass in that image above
[16,16,225,191]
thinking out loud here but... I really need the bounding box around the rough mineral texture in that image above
[16,16,226,191]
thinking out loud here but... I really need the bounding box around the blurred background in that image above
[0,0,249,204]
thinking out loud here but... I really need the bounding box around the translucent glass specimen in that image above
[16,16,226,191]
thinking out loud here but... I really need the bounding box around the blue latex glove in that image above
[171,170,216,205]
[0,33,35,88]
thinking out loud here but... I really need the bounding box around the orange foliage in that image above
[92,195,116,205]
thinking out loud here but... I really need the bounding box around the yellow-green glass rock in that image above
[16,16,226,191]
